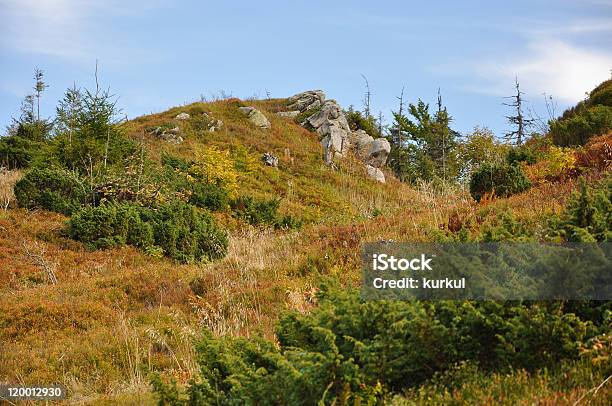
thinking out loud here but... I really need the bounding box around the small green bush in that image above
[67,202,153,249]
[506,147,537,165]
[145,201,228,262]
[469,163,532,202]
[15,166,88,215]
[345,106,382,138]
[68,201,228,262]
[161,153,191,171]
[231,196,301,229]
[549,177,611,242]
[189,183,229,212]
[480,210,534,242]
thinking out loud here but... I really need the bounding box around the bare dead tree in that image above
[503,77,534,145]
[437,88,447,180]
[378,111,384,137]
[22,240,58,284]
[361,74,371,119]
[543,92,557,122]
[394,86,405,146]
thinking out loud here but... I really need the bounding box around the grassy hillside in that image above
[0,93,610,404]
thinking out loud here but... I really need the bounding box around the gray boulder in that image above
[347,130,390,167]
[365,165,386,183]
[362,138,391,168]
[262,152,279,167]
[175,112,190,120]
[349,129,373,151]
[239,106,271,129]
[287,90,325,112]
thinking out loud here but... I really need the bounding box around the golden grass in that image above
[0,168,21,210]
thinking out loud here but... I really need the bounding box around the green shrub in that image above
[67,202,152,249]
[13,121,52,142]
[548,79,612,147]
[506,147,537,165]
[144,201,228,262]
[480,210,534,242]
[161,153,191,171]
[231,196,301,229]
[153,288,593,404]
[189,183,229,212]
[588,78,612,107]
[469,163,531,202]
[345,106,382,138]
[15,166,88,214]
[550,105,612,147]
[0,135,42,169]
[275,214,303,230]
[68,201,228,262]
[549,177,611,242]
[231,196,278,224]
[187,105,207,115]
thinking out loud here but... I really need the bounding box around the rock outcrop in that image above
[174,111,223,132]
[239,106,271,129]
[283,90,390,182]
[149,126,183,144]
[276,111,300,118]
[287,90,325,112]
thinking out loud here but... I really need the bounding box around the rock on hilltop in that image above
[282,90,390,182]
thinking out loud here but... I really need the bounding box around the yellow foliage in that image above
[231,145,259,175]
[525,146,576,183]
[544,146,576,179]
[191,145,238,196]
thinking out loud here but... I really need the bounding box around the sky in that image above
[1,0,611,137]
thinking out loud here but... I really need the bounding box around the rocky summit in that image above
[283,90,391,182]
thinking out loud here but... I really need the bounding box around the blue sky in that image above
[1,0,611,137]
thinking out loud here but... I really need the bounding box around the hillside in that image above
[1,85,611,404]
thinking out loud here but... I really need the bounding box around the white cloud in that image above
[0,0,162,63]
[564,18,612,33]
[476,39,612,102]
[0,0,91,60]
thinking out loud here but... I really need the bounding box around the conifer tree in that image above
[33,68,48,121]
[55,84,83,146]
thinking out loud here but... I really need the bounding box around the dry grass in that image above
[0,168,21,210]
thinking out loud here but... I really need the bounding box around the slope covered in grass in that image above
[0,92,610,404]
